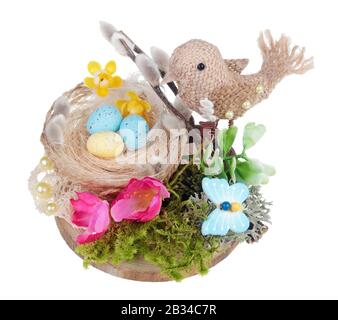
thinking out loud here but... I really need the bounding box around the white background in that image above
[0,0,337,300]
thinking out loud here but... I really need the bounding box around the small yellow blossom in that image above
[116,91,152,122]
[84,61,123,97]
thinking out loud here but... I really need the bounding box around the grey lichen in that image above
[244,186,272,243]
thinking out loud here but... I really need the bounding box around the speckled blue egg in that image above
[86,105,122,134]
[119,115,149,150]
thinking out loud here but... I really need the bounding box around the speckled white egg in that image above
[86,131,124,159]
[86,105,122,134]
[119,115,149,150]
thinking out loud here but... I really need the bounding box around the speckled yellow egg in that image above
[87,131,124,159]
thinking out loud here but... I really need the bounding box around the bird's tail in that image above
[258,30,313,86]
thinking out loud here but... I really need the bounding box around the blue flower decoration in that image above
[202,177,250,236]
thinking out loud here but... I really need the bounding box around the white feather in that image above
[135,54,161,86]
[53,96,70,118]
[199,98,217,121]
[150,46,170,73]
[200,98,214,109]
[99,21,118,42]
[200,113,217,122]
[111,32,135,57]
[45,122,64,144]
[50,114,66,129]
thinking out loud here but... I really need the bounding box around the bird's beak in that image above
[161,70,176,84]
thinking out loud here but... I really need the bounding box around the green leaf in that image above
[237,159,262,176]
[263,163,276,176]
[243,123,266,150]
[236,159,275,186]
[219,126,238,156]
[236,159,264,186]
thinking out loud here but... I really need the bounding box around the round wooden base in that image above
[55,217,238,282]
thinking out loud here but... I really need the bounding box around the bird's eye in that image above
[197,63,205,71]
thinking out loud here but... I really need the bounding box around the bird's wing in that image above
[224,59,249,74]
[211,76,263,120]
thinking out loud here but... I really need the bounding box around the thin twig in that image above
[120,31,144,54]
[159,70,178,95]
[153,86,194,130]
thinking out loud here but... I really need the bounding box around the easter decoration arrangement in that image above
[29,22,313,281]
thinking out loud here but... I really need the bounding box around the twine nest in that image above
[41,80,181,198]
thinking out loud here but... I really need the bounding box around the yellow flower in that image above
[116,91,152,122]
[84,61,123,97]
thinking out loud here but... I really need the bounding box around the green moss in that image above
[76,194,223,281]
[76,164,271,280]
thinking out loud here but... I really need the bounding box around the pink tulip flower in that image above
[71,192,110,244]
[111,177,170,223]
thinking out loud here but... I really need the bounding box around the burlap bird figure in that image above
[162,30,313,122]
